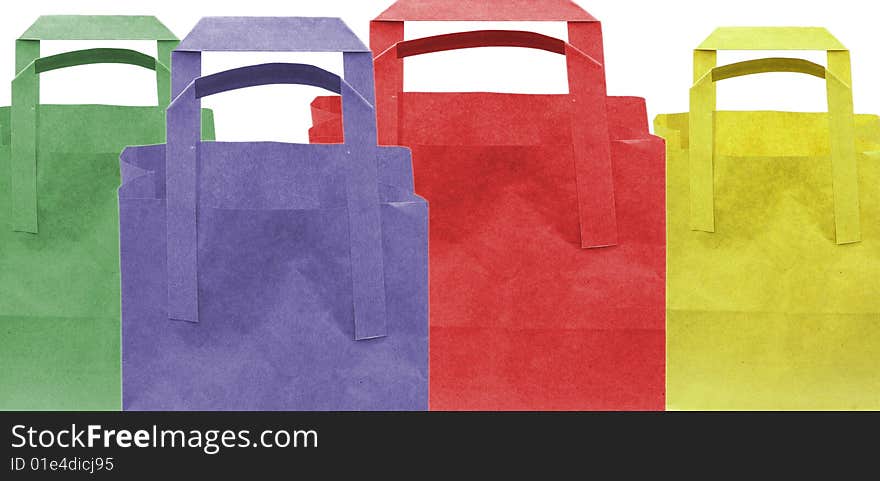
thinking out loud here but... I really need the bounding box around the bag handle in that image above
[16,16,177,103]
[396,30,567,56]
[373,30,618,249]
[689,27,860,245]
[170,17,373,105]
[10,48,170,234]
[370,0,605,64]
[166,63,388,341]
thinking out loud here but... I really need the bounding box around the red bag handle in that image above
[372,29,618,249]
[370,1,606,70]
[395,30,566,57]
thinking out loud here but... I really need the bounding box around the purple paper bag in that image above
[119,17,428,411]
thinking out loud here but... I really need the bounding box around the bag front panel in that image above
[662,111,880,316]
[0,106,166,409]
[413,139,665,410]
[384,90,665,409]
[413,140,664,332]
[0,150,121,316]
[0,107,167,318]
[120,145,429,410]
[658,111,880,409]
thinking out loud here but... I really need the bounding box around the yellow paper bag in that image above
[655,27,880,410]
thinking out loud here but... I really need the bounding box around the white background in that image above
[0,0,878,141]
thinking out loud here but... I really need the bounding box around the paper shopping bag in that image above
[120,17,428,411]
[0,16,214,410]
[655,27,880,410]
[310,1,666,411]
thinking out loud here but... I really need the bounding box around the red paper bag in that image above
[310,0,666,411]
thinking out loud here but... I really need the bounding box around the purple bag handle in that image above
[166,62,388,341]
[171,17,374,105]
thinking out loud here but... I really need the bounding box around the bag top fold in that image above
[176,17,369,52]
[20,15,177,41]
[374,0,597,22]
[697,27,846,51]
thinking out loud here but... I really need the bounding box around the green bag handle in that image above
[689,27,860,245]
[10,48,171,234]
[16,15,177,87]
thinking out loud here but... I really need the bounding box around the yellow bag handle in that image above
[689,27,860,245]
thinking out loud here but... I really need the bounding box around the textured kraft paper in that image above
[310,1,666,411]
[655,27,880,410]
[0,16,215,410]
[120,17,428,411]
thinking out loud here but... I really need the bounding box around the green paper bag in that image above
[655,27,880,410]
[0,16,214,410]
